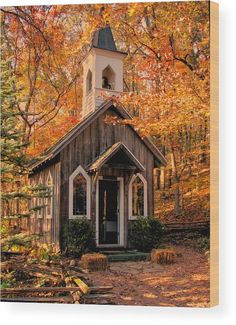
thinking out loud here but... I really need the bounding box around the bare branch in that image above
[169,33,194,72]
[0,8,51,50]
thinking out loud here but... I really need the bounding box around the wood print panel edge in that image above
[210,0,219,307]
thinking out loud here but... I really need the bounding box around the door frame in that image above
[96,176,124,247]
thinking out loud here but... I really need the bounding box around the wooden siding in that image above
[60,107,157,246]
[29,162,61,248]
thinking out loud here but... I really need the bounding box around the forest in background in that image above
[1,1,210,226]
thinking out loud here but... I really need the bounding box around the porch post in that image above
[124,171,136,248]
[91,170,100,243]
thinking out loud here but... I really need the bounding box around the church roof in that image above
[30,99,167,172]
[92,26,117,52]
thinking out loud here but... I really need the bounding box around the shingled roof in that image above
[91,26,127,56]
[30,99,167,172]
[92,26,117,51]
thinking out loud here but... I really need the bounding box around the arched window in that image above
[69,166,91,219]
[37,175,43,219]
[73,174,86,215]
[46,171,53,219]
[29,178,36,219]
[132,177,144,216]
[86,69,92,93]
[102,65,115,90]
[128,173,147,220]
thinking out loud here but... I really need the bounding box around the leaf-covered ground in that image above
[156,172,210,225]
[86,246,210,307]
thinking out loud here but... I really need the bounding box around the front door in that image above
[98,179,120,245]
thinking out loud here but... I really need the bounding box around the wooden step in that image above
[107,252,148,262]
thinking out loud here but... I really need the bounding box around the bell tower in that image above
[82,26,127,118]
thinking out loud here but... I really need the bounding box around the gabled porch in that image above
[87,142,146,248]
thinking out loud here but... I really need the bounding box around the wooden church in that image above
[29,26,167,249]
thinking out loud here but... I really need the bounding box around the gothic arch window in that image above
[37,175,43,219]
[29,179,37,219]
[128,173,147,220]
[46,171,53,219]
[69,166,91,219]
[86,69,92,94]
[102,65,115,90]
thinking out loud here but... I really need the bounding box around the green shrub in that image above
[29,243,59,262]
[128,216,164,252]
[0,271,16,289]
[62,218,96,257]
[0,220,10,237]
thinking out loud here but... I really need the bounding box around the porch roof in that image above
[87,142,145,173]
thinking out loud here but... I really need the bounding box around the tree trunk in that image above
[174,183,181,216]
[160,167,165,190]
[170,148,181,216]
[168,168,172,188]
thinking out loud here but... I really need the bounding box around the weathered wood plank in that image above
[0,286,113,295]
[30,103,161,248]
[1,296,73,303]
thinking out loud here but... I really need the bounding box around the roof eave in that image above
[92,46,128,56]
[30,99,167,171]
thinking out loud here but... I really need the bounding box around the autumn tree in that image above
[1,44,29,219]
[0,6,85,147]
[97,1,210,217]
[1,2,210,220]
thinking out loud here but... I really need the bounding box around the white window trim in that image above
[46,171,53,219]
[69,165,91,219]
[102,65,115,90]
[37,175,43,219]
[86,69,92,94]
[128,173,148,220]
[29,179,36,219]
[33,196,37,218]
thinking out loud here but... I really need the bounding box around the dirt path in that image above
[86,246,210,307]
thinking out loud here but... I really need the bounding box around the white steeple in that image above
[81,26,127,118]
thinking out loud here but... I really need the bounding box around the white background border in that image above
[1,0,236,324]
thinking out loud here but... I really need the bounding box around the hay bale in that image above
[150,249,175,264]
[81,253,108,272]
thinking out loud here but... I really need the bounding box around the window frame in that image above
[128,173,148,220]
[102,65,115,90]
[29,178,37,219]
[37,175,43,219]
[69,165,91,219]
[86,69,92,94]
[46,171,53,219]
